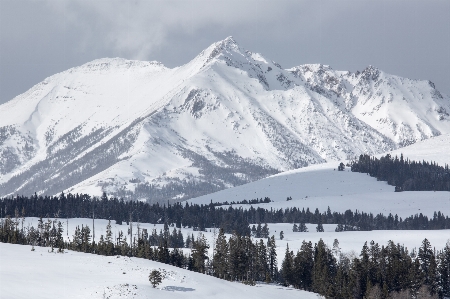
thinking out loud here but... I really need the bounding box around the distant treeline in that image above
[210,197,272,206]
[1,215,449,299]
[351,154,450,191]
[1,192,449,231]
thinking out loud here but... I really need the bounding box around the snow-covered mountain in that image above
[1,37,449,201]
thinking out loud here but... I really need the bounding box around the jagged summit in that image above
[358,65,381,81]
[0,38,449,201]
[189,36,247,69]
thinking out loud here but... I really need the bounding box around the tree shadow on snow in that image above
[162,286,195,292]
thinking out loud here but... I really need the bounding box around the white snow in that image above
[382,133,450,167]
[0,242,322,299]
[188,162,450,218]
[1,37,449,200]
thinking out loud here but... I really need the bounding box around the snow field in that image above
[382,133,450,167]
[0,242,322,299]
[263,223,450,262]
[188,162,450,218]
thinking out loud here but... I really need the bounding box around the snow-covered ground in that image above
[382,133,450,167]
[0,242,323,299]
[265,223,450,259]
[188,162,450,218]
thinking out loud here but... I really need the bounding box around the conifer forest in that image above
[1,189,450,298]
[1,212,449,299]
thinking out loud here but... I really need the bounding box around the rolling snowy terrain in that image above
[0,242,323,299]
[188,133,450,218]
[188,164,450,219]
[5,214,448,298]
[4,133,450,299]
[1,37,449,202]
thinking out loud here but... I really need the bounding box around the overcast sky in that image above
[1,0,449,104]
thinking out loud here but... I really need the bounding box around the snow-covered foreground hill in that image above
[1,37,449,202]
[0,242,322,299]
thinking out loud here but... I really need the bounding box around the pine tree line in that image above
[1,193,449,231]
[211,197,272,206]
[350,154,450,191]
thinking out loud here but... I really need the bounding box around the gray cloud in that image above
[1,0,449,104]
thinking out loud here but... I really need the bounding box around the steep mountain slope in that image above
[1,37,449,201]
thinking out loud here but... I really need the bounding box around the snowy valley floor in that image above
[0,242,322,299]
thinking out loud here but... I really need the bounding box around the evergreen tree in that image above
[312,239,335,295]
[56,221,64,253]
[410,257,424,297]
[316,221,324,232]
[105,220,113,255]
[267,235,277,282]
[418,238,434,286]
[157,239,170,264]
[293,240,314,290]
[261,223,269,238]
[298,222,308,232]
[256,239,268,282]
[212,228,228,279]
[149,269,162,288]
[191,233,209,274]
[256,223,262,238]
[438,241,450,298]
[281,244,294,286]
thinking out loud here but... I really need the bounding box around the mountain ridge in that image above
[1,37,449,202]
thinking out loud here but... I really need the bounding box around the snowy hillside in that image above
[188,131,450,216]
[1,37,449,201]
[383,133,450,167]
[0,243,322,299]
[188,161,450,218]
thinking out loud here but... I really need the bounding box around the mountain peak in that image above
[192,36,245,68]
[216,36,239,50]
[359,65,381,81]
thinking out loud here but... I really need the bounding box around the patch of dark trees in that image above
[210,197,272,207]
[279,238,450,299]
[350,154,450,192]
[1,216,449,299]
[1,192,449,233]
